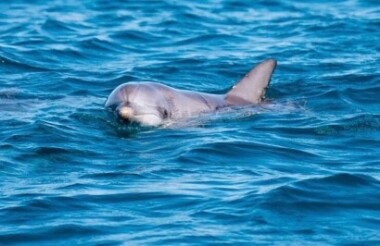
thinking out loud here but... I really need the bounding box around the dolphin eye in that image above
[162,109,168,119]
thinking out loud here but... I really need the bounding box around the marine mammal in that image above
[105,59,277,126]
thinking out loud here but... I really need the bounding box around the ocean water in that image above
[1,0,380,245]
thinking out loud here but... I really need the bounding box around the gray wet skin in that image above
[105,59,277,126]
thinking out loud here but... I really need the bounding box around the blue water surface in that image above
[1,0,380,245]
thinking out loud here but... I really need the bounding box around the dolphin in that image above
[105,59,277,126]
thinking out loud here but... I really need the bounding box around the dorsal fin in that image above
[225,59,277,105]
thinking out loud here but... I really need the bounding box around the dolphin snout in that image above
[117,105,134,120]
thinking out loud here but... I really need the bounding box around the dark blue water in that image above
[1,0,380,245]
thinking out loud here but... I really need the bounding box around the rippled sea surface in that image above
[1,0,380,245]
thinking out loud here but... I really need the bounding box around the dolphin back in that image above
[225,59,277,105]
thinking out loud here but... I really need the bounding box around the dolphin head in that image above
[105,82,170,126]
